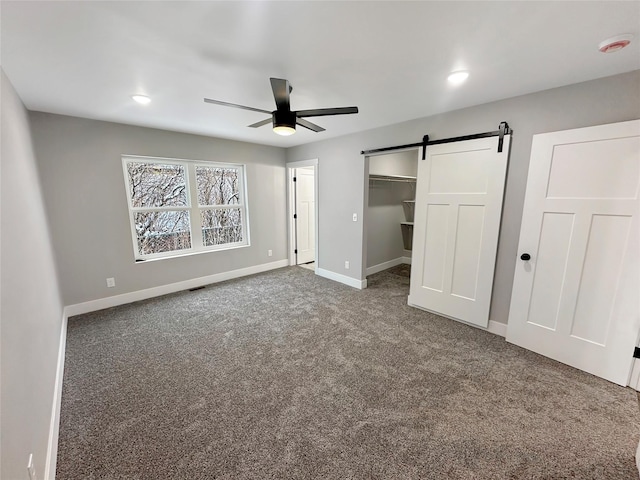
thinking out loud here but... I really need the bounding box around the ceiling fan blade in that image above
[248,117,273,128]
[296,118,325,133]
[204,98,271,115]
[296,106,359,118]
[270,78,291,111]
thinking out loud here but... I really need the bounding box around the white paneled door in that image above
[408,135,510,327]
[295,167,316,265]
[506,120,640,386]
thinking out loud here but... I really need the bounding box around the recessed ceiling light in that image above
[447,71,469,85]
[599,34,633,53]
[131,94,151,105]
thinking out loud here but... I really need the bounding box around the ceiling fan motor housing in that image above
[273,109,296,129]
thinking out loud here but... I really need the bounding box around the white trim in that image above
[45,311,68,480]
[65,259,288,317]
[365,257,412,276]
[135,243,249,263]
[316,268,367,290]
[636,438,640,477]
[287,167,296,266]
[366,257,405,276]
[487,320,507,337]
[286,159,319,269]
[629,358,640,391]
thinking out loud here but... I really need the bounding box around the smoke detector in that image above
[599,34,633,53]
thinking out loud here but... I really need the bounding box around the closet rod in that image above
[361,121,511,158]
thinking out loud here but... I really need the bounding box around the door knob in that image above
[520,253,531,261]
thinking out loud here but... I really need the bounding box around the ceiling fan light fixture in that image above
[273,125,296,136]
[273,109,296,136]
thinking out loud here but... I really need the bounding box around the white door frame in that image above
[286,159,319,270]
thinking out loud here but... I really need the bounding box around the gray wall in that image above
[1,70,65,479]
[287,70,640,325]
[29,113,288,306]
[367,181,414,268]
[369,150,418,177]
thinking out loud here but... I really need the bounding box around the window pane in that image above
[196,166,240,206]
[134,211,191,255]
[127,162,188,208]
[201,208,243,246]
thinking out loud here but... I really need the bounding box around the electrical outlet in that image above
[268,249,273,257]
[352,213,358,222]
[345,261,350,269]
[106,277,115,288]
[27,453,37,480]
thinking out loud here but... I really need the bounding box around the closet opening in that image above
[364,149,419,280]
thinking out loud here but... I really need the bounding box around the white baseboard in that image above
[65,259,289,317]
[316,267,367,289]
[45,311,68,480]
[366,257,412,276]
[366,257,404,276]
[487,320,507,337]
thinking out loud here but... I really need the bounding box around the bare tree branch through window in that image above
[196,166,243,246]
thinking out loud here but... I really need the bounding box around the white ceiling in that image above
[2,1,639,148]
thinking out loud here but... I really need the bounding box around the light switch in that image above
[352,213,358,222]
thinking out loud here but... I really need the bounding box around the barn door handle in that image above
[520,253,531,261]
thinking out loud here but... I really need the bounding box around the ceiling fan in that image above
[204,78,359,136]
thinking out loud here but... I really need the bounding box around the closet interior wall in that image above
[366,150,418,272]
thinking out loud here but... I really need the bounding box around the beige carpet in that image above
[56,267,640,479]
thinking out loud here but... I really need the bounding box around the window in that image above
[123,156,249,261]
[196,165,244,247]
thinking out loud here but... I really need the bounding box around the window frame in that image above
[122,155,250,262]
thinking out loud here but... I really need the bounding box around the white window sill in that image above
[134,243,250,263]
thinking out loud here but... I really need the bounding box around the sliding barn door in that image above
[408,135,510,327]
[506,120,639,386]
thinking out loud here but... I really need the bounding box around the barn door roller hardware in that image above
[361,122,512,159]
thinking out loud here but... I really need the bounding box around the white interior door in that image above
[408,135,510,327]
[506,120,640,386]
[295,167,315,264]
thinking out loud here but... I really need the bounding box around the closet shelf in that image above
[369,174,417,182]
[403,200,415,203]
[400,222,414,226]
